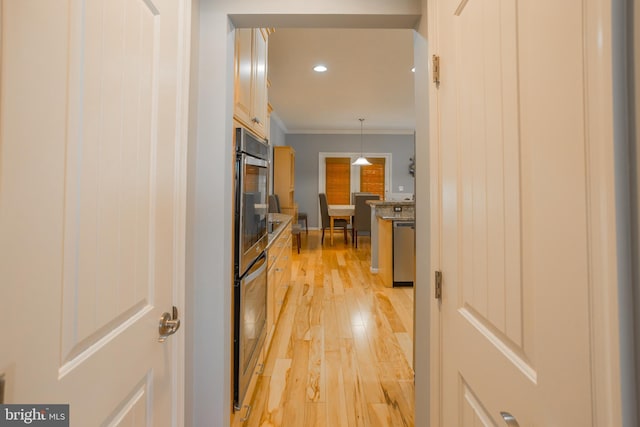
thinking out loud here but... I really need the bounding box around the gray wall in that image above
[287,132,415,227]
[629,0,640,423]
[612,0,640,424]
[269,112,287,147]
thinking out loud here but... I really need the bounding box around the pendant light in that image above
[352,118,372,166]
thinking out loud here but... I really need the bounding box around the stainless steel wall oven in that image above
[235,128,269,276]
[233,127,269,410]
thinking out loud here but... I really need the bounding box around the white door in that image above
[0,0,188,425]
[429,0,621,425]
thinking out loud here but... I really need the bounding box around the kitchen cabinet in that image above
[273,146,297,221]
[231,220,290,426]
[266,101,273,143]
[231,345,264,426]
[267,221,291,347]
[377,218,393,288]
[234,28,270,139]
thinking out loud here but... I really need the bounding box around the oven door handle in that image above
[244,155,268,168]
[241,252,267,282]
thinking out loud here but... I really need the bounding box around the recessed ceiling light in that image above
[411,67,415,73]
[313,65,328,73]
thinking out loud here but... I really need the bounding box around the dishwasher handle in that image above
[393,221,415,229]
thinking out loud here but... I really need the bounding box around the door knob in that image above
[158,306,181,342]
[500,412,520,426]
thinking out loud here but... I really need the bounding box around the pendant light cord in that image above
[359,118,365,156]
[352,118,371,166]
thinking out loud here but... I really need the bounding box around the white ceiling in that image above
[267,28,416,134]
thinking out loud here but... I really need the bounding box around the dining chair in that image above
[318,193,349,245]
[291,224,302,253]
[353,193,380,248]
[351,191,376,204]
[268,194,280,214]
[297,211,308,234]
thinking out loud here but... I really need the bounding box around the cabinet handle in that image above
[252,117,261,124]
[256,363,265,375]
[240,404,252,422]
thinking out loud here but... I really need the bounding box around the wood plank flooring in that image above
[245,230,415,427]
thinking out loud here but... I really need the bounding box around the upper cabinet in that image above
[234,28,270,140]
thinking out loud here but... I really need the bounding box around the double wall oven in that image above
[233,127,269,411]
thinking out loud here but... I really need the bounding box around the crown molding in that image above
[285,128,415,135]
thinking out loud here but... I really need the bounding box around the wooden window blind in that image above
[325,157,351,204]
[360,157,385,201]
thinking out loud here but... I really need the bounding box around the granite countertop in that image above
[368,200,416,221]
[267,213,292,247]
[377,213,415,221]
[367,200,415,207]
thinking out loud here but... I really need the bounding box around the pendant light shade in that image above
[352,118,372,166]
[352,156,372,166]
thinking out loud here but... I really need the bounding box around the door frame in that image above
[426,0,628,425]
[172,0,192,423]
[189,13,428,426]
[614,0,639,423]
[188,3,634,425]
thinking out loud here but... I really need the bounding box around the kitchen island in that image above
[367,200,415,286]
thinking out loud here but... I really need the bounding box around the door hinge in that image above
[435,270,442,300]
[432,55,440,85]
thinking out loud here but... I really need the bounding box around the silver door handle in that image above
[158,306,181,342]
[500,412,520,426]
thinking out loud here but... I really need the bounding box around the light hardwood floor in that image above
[245,230,415,426]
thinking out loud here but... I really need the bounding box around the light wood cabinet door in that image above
[234,29,254,129]
[377,218,393,288]
[266,223,291,334]
[251,29,269,137]
[274,146,296,211]
[233,28,269,139]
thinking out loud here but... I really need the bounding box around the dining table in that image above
[327,204,355,245]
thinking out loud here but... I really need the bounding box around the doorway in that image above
[187,11,431,427]
[252,28,415,427]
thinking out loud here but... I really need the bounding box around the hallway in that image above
[244,231,415,426]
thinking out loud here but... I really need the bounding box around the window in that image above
[319,152,391,206]
[325,157,351,204]
[360,157,385,201]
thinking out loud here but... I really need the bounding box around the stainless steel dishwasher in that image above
[393,220,415,286]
